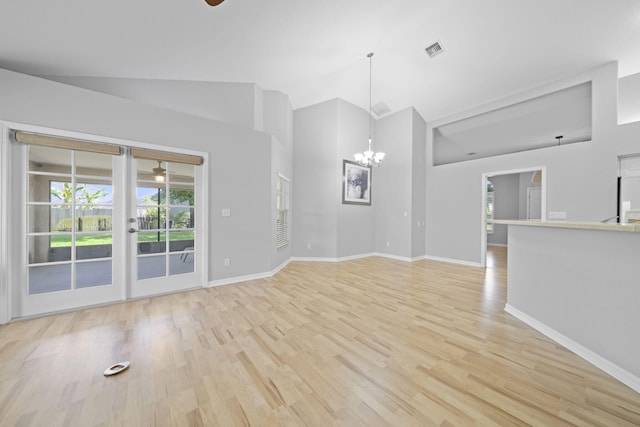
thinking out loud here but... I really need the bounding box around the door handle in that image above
[129,228,137,234]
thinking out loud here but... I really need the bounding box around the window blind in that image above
[131,147,203,166]
[276,173,290,249]
[14,131,122,155]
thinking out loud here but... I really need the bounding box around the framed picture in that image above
[342,160,371,205]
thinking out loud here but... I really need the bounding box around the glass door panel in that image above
[25,146,116,297]
[131,158,200,297]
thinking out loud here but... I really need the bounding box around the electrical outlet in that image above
[386,241,390,247]
[548,211,566,220]
[224,258,230,267]
[306,243,311,250]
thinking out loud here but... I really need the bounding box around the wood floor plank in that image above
[1,247,639,426]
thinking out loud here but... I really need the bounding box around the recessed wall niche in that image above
[433,82,592,165]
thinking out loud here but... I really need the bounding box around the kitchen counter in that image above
[493,219,640,232]
[499,220,640,393]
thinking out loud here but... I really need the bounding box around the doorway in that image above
[5,126,207,319]
[480,167,546,268]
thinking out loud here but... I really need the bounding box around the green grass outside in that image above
[50,230,194,247]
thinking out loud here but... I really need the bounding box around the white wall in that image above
[375,108,414,259]
[292,98,377,259]
[293,101,426,261]
[618,72,640,125]
[265,90,294,268]
[336,100,375,258]
[411,109,427,258]
[43,76,261,129]
[0,68,275,283]
[292,99,340,258]
[426,62,630,264]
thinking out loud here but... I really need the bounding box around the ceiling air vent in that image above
[425,41,444,58]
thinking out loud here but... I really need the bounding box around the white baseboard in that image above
[293,252,420,263]
[271,258,291,275]
[208,271,273,288]
[505,304,640,394]
[290,256,337,262]
[423,255,482,268]
[340,252,376,262]
[488,243,508,247]
[374,252,414,262]
[291,252,376,263]
[207,253,481,291]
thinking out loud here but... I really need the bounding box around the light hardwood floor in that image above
[1,247,639,426]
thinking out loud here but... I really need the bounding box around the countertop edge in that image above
[492,219,640,232]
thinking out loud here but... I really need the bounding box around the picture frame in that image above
[342,160,371,205]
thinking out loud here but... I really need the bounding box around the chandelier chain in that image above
[353,52,385,168]
[368,52,373,142]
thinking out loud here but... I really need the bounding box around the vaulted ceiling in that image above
[1,0,639,122]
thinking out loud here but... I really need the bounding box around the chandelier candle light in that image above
[354,52,385,168]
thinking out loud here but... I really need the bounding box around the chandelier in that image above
[354,52,385,168]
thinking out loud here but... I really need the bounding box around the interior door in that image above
[129,156,204,298]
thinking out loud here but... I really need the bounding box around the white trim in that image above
[374,252,414,262]
[487,243,508,248]
[207,258,292,288]
[505,304,640,394]
[293,253,477,266]
[0,125,10,324]
[339,252,376,262]
[271,258,291,276]
[277,172,290,182]
[208,271,273,288]
[291,252,376,263]
[290,256,340,263]
[423,254,482,267]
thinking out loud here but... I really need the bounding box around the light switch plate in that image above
[222,208,230,217]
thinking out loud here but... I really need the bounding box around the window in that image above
[486,180,494,234]
[276,173,290,249]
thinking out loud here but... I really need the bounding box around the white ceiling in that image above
[1,0,639,123]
